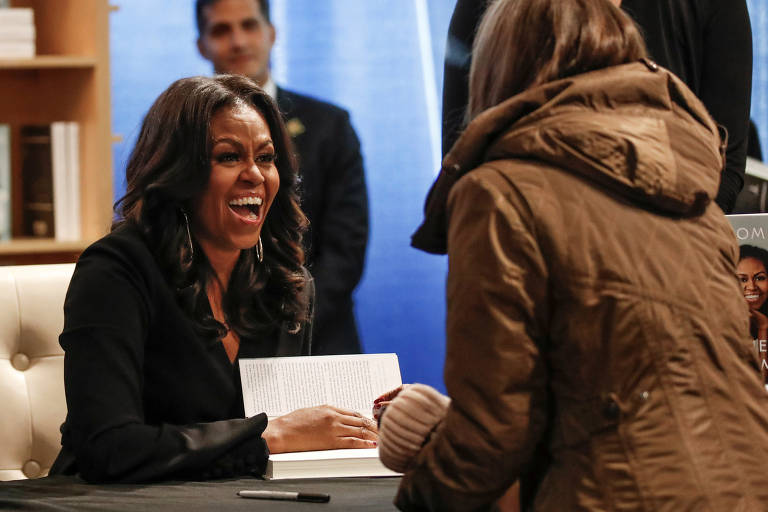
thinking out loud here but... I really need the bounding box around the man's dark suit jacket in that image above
[276,87,368,355]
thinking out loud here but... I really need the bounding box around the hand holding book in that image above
[372,384,411,423]
[263,405,378,453]
[239,354,403,479]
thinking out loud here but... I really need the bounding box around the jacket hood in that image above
[412,60,725,254]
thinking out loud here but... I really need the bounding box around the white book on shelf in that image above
[0,8,33,26]
[0,40,34,58]
[51,122,68,240]
[0,23,35,41]
[0,124,9,241]
[51,122,80,241]
[239,353,403,479]
[65,122,80,240]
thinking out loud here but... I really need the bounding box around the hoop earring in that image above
[181,210,194,261]
[256,236,263,263]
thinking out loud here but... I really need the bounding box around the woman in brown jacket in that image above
[382,0,768,510]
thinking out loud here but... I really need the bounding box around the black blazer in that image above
[277,87,368,355]
[50,223,312,483]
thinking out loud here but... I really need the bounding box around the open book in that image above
[239,353,403,479]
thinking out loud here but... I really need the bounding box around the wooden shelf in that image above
[0,238,90,255]
[0,238,90,265]
[1,0,114,265]
[0,55,97,69]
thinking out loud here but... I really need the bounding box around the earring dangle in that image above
[256,236,263,263]
[181,210,194,260]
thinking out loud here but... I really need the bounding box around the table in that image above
[0,475,401,511]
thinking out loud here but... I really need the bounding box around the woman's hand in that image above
[263,405,378,454]
[373,384,410,421]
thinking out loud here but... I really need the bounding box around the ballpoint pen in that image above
[237,490,331,503]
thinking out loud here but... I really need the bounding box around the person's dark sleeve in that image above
[442,0,488,157]
[704,0,752,212]
[59,249,269,483]
[311,111,368,345]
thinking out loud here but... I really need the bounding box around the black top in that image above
[621,0,753,213]
[440,0,752,213]
[277,88,368,355]
[50,223,311,483]
[441,0,487,158]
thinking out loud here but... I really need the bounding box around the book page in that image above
[239,353,402,418]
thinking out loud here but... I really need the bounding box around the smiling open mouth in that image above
[228,196,263,221]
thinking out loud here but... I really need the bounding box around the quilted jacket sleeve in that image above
[396,167,550,511]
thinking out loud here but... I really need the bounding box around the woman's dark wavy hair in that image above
[115,74,308,341]
[468,0,647,119]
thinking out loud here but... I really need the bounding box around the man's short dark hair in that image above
[195,0,271,36]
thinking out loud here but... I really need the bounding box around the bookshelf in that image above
[0,0,113,265]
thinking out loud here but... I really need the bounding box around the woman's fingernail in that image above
[373,398,382,404]
[373,403,382,410]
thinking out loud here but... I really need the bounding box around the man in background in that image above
[196,0,369,354]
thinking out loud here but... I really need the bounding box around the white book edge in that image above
[66,122,80,240]
[269,448,383,463]
[0,44,34,58]
[51,122,68,241]
[0,24,35,40]
[0,9,34,25]
[0,124,9,240]
[0,40,34,46]
[266,448,400,480]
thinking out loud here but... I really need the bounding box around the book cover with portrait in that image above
[728,213,768,382]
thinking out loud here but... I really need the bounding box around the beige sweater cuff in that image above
[378,383,450,473]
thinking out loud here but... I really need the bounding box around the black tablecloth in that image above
[0,475,401,511]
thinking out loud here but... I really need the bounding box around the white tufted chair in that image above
[0,264,74,480]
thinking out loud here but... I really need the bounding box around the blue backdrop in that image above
[749,0,768,155]
[110,1,456,391]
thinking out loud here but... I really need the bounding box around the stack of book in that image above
[18,122,81,241]
[0,7,35,59]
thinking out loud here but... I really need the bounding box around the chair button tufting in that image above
[22,460,41,478]
[11,353,30,371]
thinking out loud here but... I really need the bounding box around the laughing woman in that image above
[49,75,377,483]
